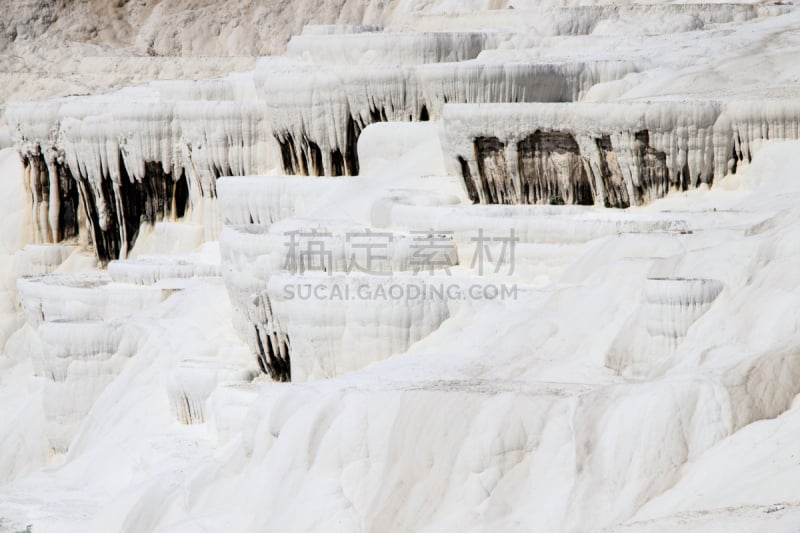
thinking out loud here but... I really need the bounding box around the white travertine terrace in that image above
[441,100,800,207]
[267,272,455,381]
[643,277,724,338]
[257,57,640,176]
[287,31,502,65]
[107,255,221,285]
[216,176,353,225]
[6,87,270,260]
[219,215,458,381]
[413,4,792,34]
[5,2,800,531]
[16,274,169,326]
[167,358,256,425]
[34,320,130,453]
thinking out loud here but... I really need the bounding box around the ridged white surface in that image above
[3,3,800,533]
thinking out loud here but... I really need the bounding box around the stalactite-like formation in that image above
[517,131,595,206]
[19,148,81,244]
[75,154,189,263]
[274,116,360,177]
[7,82,269,261]
[5,35,641,261]
[259,59,639,176]
[632,130,670,206]
[474,137,509,204]
[442,101,800,208]
[595,135,630,208]
[254,320,292,382]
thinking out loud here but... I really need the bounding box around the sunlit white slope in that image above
[4,5,800,533]
[134,142,800,533]
[0,148,50,485]
[40,138,800,531]
[2,125,800,533]
[0,280,256,533]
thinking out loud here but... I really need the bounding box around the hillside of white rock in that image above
[2,1,800,532]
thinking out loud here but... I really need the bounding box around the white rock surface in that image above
[3,4,800,533]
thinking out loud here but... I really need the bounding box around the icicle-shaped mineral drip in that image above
[440,101,726,207]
